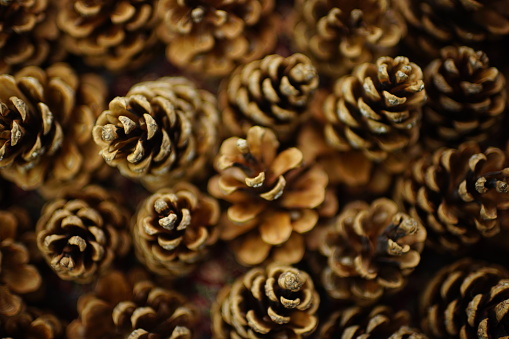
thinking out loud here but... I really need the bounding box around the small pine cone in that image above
[0,63,106,197]
[320,198,426,304]
[397,142,509,252]
[93,77,219,191]
[57,0,160,71]
[0,307,64,339]
[293,0,406,77]
[157,0,277,77]
[220,53,319,141]
[420,258,509,338]
[133,182,220,277]
[67,270,197,339]
[0,208,41,317]
[36,185,131,283]
[322,56,425,169]
[211,263,320,338]
[423,46,507,149]
[208,126,330,266]
[319,305,428,339]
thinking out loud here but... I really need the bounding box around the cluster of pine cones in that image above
[2,0,509,338]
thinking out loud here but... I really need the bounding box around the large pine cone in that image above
[293,0,405,77]
[420,258,509,338]
[208,126,331,266]
[211,263,320,338]
[36,185,131,283]
[0,63,106,197]
[319,305,428,339]
[322,56,425,169]
[320,198,426,304]
[93,77,219,191]
[397,142,509,252]
[220,53,319,141]
[67,270,197,338]
[133,182,220,277]
[423,46,506,149]
[57,0,160,71]
[157,0,277,77]
[0,306,64,339]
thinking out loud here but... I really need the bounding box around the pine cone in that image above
[157,0,278,77]
[0,306,64,339]
[133,182,220,277]
[397,142,509,252]
[420,258,509,338]
[320,198,426,304]
[423,46,507,149]
[67,270,197,339]
[220,53,318,142]
[93,77,220,191]
[0,208,41,317]
[36,185,131,283]
[319,305,428,339]
[293,0,406,77]
[0,63,107,197]
[322,56,425,169]
[57,0,160,71]
[211,263,320,338]
[207,126,330,266]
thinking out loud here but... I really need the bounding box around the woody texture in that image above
[0,306,63,339]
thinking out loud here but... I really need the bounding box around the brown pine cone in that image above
[67,270,197,339]
[157,0,277,77]
[0,208,41,317]
[397,142,509,252]
[56,0,160,71]
[293,0,406,77]
[0,306,64,339]
[319,305,428,339]
[322,56,426,170]
[0,63,107,197]
[133,182,220,277]
[423,46,507,149]
[320,198,426,304]
[220,53,319,141]
[208,126,331,266]
[211,263,320,338]
[420,258,509,338]
[36,185,131,283]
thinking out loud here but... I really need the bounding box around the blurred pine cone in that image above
[319,305,428,339]
[420,258,509,338]
[220,53,319,141]
[67,270,197,339]
[56,0,160,71]
[208,126,331,266]
[397,142,509,252]
[322,56,425,171]
[0,306,64,339]
[423,46,507,149]
[211,263,320,338]
[36,185,131,283]
[157,0,277,77]
[320,198,426,304]
[293,0,405,77]
[93,77,219,191]
[0,63,107,197]
[133,182,220,277]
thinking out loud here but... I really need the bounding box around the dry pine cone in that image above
[0,306,63,339]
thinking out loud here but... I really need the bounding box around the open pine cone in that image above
[293,0,406,77]
[420,258,509,338]
[320,198,426,304]
[397,142,509,252]
[423,45,506,149]
[93,77,219,191]
[208,126,331,266]
[212,263,320,338]
[36,185,131,283]
[220,53,319,141]
[133,182,220,277]
[0,306,64,339]
[157,0,278,77]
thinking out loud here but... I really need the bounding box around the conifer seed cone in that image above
[0,306,64,339]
